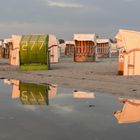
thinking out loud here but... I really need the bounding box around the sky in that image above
[0,0,140,40]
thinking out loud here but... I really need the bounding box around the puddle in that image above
[0,79,140,140]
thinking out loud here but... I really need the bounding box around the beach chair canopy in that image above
[115,29,140,51]
[74,34,96,42]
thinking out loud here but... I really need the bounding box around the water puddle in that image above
[0,79,140,140]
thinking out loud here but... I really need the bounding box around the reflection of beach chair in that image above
[73,90,95,99]
[4,79,20,99]
[114,98,140,124]
[48,84,57,99]
[19,82,49,105]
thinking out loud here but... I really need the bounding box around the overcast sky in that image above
[0,0,139,40]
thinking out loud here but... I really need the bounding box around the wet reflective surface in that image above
[0,79,140,140]
[114,98,140,124]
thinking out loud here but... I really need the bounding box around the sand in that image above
[0,57,140,98]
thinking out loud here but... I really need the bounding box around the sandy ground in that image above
[0,57,140,98]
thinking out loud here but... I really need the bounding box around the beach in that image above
[0,57,140,98]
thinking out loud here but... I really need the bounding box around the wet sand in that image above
[0,57,140,98]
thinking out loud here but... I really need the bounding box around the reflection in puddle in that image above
[4,79,96,105]
[114,98,140,124]
[4,79,20,99]
[4,79,57,105]
[73,90,95,99]
[19,82,49,105]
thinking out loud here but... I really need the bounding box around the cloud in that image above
[46,0,83,8]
